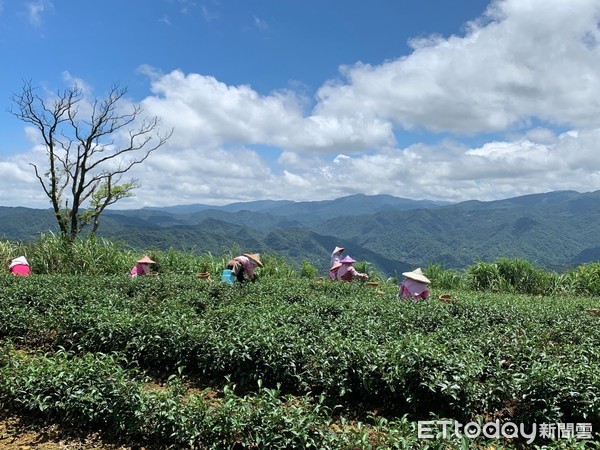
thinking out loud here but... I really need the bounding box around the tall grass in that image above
[1,233,133,275]
[431,258,599,296]
[495,257,551,295]
[0,240,25,268]
[259,252,297,278]
[424,264,463,290]
[2,235,600,296]
[465,258,579,296]
[154,248,207,275]
[31,234,134,275]
[0,235,298,279]
[563,262,600,296]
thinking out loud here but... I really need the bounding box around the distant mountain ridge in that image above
[1,191,599,275]
[143,194,449,217]
[143,199,296,214]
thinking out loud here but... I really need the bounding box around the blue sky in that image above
[1,0,600,209]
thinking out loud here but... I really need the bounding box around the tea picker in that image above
[222,253,263,284]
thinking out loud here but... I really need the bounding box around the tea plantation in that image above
[0,241,599,448]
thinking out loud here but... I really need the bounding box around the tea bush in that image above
[1,237,600,448]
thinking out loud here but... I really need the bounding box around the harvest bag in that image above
[221,269,235,284]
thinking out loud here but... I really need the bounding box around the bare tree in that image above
[10,80,172,242]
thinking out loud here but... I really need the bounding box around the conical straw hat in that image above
[402,267,430,284]
[243,253,263,267]
[137,255,156,264]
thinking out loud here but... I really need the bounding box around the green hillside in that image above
[1,190,599,275]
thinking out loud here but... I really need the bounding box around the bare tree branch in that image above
[9,81,172,241]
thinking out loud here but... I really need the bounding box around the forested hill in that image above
[1,190,599,275]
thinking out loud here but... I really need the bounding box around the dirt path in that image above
[0,416,132,450]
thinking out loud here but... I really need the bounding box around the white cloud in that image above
[24,0,53,27]
[61,71,93,95]
[142,71,303,146]
[4,0,600,210]
[5,121,600,209]
[141,69,395,153]
[121,144,277,207]
[0,146,53,208]
[523,127,557,145]
[314,0,600,134]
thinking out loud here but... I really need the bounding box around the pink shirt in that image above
[233,256,257,279]
[336,264,368,282]
[130,263,150,278]
[400,278,430,300]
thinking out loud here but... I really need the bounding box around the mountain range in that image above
[1,191,599,276]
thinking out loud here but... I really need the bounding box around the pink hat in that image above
[330,261,342,271]
[340,256,356,264]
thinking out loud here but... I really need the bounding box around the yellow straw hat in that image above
[137,255,156,264]
[243,253,263,267]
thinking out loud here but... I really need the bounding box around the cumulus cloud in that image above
[140,70,395,153]
[4,0,600,210]
[61,71,93,96]
[121,144,277,207]
[0,144,54,207]
[314,0,600,134]
[113,125,598,208]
